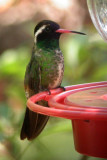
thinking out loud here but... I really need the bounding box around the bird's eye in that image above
[45,26,51,32]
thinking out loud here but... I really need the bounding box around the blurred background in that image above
[0,0,107,160]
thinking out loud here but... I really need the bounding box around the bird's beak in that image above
[56,29,86,35]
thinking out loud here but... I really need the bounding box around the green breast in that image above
[34,47,63,89]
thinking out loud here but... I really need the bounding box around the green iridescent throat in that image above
[36,39,59,50]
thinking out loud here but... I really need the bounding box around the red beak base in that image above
[56,29,86,35]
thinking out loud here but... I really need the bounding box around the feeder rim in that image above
[27,81,107,121]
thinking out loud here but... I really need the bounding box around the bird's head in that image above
[34,20,85,49]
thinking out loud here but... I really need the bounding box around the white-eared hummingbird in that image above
[20,20,85,140]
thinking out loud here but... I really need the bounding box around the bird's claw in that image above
[45,89,51,95]
[45,86,65,95]
[58,86,66,91]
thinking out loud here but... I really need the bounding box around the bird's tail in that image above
[20,101,49,140]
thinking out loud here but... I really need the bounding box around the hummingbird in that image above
[20,20,85,140]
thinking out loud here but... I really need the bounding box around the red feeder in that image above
[27,81,107,158]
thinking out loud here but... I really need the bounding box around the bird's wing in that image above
[24,58,41,96]
[20,58,49,140]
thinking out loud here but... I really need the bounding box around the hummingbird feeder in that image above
[27,81,107,158]
[87,0,107,42]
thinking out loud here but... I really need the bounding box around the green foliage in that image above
[0,47,30,79]
[61,34,107,86]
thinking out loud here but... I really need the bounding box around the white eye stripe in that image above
[35,25,46,37]
[34,25,46,43]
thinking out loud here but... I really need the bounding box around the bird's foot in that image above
[44,86,65,95]
[45,89,51,95]
[58,86,66,91]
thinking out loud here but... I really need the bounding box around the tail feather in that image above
[20,101,49,140]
